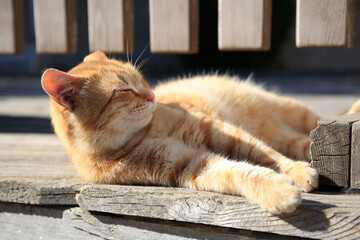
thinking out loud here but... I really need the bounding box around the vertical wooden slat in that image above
[218,0,272,51]
[33,0,76,54]
[87,0,133,54]
[0,0,24,54]
[296,0,355,48]
[149,0,199,53]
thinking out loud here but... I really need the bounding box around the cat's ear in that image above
[83,50,108,62]
[41,68,85,110]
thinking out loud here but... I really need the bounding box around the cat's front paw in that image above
[287,161,318,192]
[258,174,301,214]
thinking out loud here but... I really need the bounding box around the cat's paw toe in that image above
[288,161,318,192]
[258,175,302,214]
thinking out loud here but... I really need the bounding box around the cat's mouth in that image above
[129,100,155,120]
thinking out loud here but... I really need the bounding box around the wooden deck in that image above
[1,133,360,239]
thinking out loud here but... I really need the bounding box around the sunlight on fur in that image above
[41,50,329,214]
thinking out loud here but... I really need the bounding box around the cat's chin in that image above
[130,101,155,122]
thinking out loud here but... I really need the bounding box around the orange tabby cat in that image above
[42,51,320,214]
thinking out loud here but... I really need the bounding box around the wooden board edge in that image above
[122,0,134,54]
[12,0,25,54]
[65,0,77,54]
[261,0,272,51]
[188,0,199,53]
[351,121,360,188]
[345,0,356,48]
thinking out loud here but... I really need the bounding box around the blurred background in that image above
[0,0,359,94]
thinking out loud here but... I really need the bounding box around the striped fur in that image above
[42,51,322,214]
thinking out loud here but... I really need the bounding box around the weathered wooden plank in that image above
[351,121,360,189]
[33,0,77,54]
[0,202,293,240]
[149,0,199,53]
[0,203,101,240]
[310,113,360,187]
[0,179,84,205]
[87,0,133,54]
[0,133,84,205]
[67,207,282,240]
[77,185,360,239]
[218,0,272,51]
[296,0,356,48]
[0,0,24,54]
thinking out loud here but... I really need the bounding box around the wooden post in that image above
[87,0,133,54]
[218,0,272,51]
[296,0,356,48]
[0,0,24,54]
[149,0,199,53]
[310,113,360,188]
[351,122,360,189]
[33,0,77,54]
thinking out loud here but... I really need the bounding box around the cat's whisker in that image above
[134,42,150,68]
[137,56,152,72]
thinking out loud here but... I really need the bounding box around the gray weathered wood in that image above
[149,0,199,53]
[33,0,77,53]
[310,113,360,187]
[0,133,85,205]
[218,0,272,51]
[296,0,356,48]
[87,0,134,54]
[351,121,360,189]
[77,185,360,239]
[0,0,25,54]
[0,203,101,240]
[66,207,272,240]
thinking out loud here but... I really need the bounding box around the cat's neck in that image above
[81,120,153,159]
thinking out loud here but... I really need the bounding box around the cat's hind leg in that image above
[268,125,312,161]
[193,118,318,192]
[137,137,302,213]
[277,96,320,134]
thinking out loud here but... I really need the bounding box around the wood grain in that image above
[33,0,77,54]
[87,0,133,54]
[0,0,24,54]
[66,207,279,240]
[351,121,360,189]
[0,203,101,240]
[77,185,360,239]
[310,113,360,187]
[218,0,272,51]
[0,133,84,205]
[149,0,199,53]
[296,0,356,48]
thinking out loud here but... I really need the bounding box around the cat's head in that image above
[41,51,155,153]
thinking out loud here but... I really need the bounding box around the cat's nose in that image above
[138,88,155,103]
[147,93,155,104]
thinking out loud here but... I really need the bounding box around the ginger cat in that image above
[42,51,321,214]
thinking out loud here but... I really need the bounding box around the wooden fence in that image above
[0,0,356,54]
